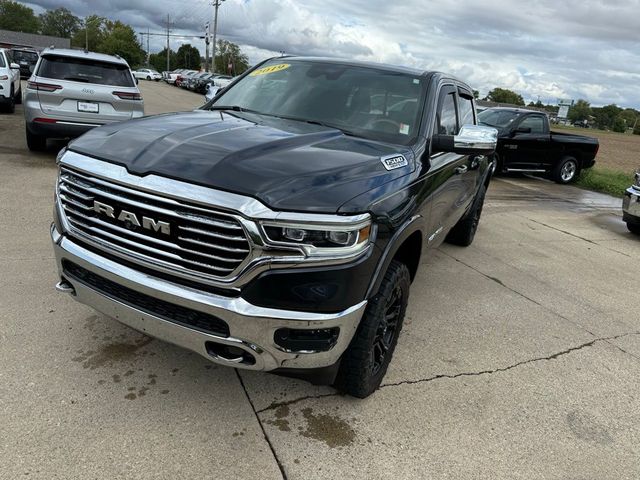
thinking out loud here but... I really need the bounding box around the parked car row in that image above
[161,67,234,95]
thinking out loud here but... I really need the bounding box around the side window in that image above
[0,52,5,68]
[437,90,458,135]
[458,94,475,127]
[519,115,545,134]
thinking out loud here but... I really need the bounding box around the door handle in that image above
[455,165,468,175]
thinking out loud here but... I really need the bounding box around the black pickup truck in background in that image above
[478,107,599,183]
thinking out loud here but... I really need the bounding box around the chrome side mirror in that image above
[432,124,498,155]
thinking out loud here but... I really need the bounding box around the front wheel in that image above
[553,157,580,184]
[627,222,640,235]
[146,75,151,80]
[334,260,410,398]
[15,86,22,104]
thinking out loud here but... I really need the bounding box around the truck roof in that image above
[281,56,471,89]
[484,106,548,115]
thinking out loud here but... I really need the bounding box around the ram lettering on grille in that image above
[93,200,171,235]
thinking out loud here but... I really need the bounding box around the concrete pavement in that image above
[1,80,638,479]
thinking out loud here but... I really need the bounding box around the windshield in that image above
[211,60,426,145]
[37,55,134,87]
[478,109,520,128]
[12,50,38,63]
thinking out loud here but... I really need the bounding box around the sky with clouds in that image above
[23,0,640,108]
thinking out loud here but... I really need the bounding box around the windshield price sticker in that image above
[381,154,408,170]
[250,64,290,76]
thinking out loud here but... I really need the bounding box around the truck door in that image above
[426,85,476,246]
[502,113,549,170]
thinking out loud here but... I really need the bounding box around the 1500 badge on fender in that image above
[52,57,498,398]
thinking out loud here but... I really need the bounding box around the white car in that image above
[213,75,234,88]
[0,48,21,113]
[132,68,162,81]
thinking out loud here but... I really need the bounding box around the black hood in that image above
[68,111,415,213]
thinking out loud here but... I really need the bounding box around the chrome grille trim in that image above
[57,167,252,281]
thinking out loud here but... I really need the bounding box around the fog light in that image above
[274,327,339,353]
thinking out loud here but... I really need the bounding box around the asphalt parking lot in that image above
[1,80,639,480]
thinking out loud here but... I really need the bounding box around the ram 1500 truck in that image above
[52,57,497,398]
[478,107,599,183]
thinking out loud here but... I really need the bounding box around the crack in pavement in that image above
[439,249,599,337]
[256,333,639,413]
[381,332,640,389]
[528,218,632,258]
[235,369,288,480]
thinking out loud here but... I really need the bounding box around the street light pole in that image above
[211,0,225,74]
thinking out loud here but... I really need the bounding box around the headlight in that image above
[260,218,373,258]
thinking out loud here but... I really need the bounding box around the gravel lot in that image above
[1,80,639,480]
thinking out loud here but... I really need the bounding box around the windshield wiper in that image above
[268,114,358,137]
[209,105,266,115]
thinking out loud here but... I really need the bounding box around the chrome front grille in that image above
[57,167,252,281]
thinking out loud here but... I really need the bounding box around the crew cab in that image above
[51,57,497,398]
[0,48,21,113]
[478,107,599,183]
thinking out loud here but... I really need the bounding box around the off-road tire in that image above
[553,156,580,184]
[627,222,640,235]
[26,128,46,151]
[446,183,487,247]
[334,260,410,398]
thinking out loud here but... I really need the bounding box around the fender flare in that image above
[365,215,424,299]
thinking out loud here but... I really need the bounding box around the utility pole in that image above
[204,22,210,72]
[165,14,171,72]
[146,27,150,66]
[211,0,226,74]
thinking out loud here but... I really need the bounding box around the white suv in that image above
[23,48,144,151]
[0,48,21,113]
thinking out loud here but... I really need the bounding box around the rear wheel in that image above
[553,157,580,184]
[446,183,487,247]
[3,87,16,113]
[334,260,410,398]
[627,223,640,235]
[26,128,46,151]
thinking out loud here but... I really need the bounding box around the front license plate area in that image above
[78,101,99,113]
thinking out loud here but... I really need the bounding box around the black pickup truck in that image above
[51,57,497,398]
[478,107,599,183]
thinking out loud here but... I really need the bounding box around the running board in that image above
[505,168,547,173]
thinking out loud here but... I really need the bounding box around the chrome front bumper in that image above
[52,225,366,372]
[623,187,640,219]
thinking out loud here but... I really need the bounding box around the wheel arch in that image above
[365,218,424,299]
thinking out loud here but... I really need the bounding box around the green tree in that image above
[0,0,39,33]
[98,20,145,67]
[39,7,80,38]
[612,116,626,133]
[71,15,105,50]
[176,44,201,70]
[593,104,623,130]
[149,48,177,72]
[568,99,592,123]
[472,90,479,100]
[213,39,249,75]
[484,87,525,106]
[618,108,637,129]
